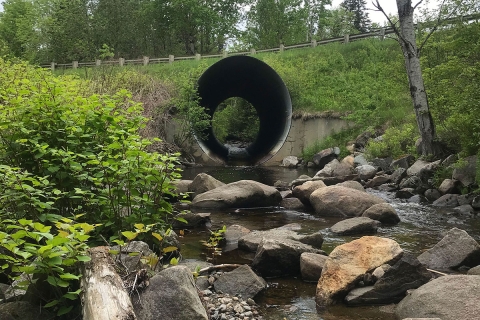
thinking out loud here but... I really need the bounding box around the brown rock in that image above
[292,180,326,205]
[316,236,403,307]
[362,203,400,225]
[301,252,328,282]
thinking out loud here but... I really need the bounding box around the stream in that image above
[179,166,480,320]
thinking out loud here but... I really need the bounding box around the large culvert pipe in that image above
[196,56,292,165]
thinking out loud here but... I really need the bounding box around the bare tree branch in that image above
[413,0,424,11]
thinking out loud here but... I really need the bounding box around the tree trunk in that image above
[397,0,438,157]
[81,246,137,320]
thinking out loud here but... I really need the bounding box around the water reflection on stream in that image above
[179,166,480,320]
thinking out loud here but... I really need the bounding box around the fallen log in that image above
[81,246,137,320]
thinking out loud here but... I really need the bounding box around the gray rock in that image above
[0,301,54,320]
[280,190,293,199]
[110,241,154,272]
[252,239,326,277]
[458,193,476,206]
[310,186,385,217]
[396,188,415,199]
[432,194,459,207]
[274,180,289,190]
[134,266,208,320]
[345,253,431,305]
[453,204,474,215]
[364,175,391,188]
[407,195,428,204]
[300,252,328,282]
[362,203,400,224]
[417,227,480,271]
[467,265,480,275]
[191,180,281,209]
[390,168,407,185]
[336,180,365,192]
[172,179,193,195]
[238,224,323,252]
[407,160,434,176]
[354,131,374,149]
[312,147,340,168]
[281,156,299,168]
[224,225,251,252]
[213,265,267,299]
[292,180,326,205]
[395,275,480,320]
[370,157,393,173]
[315,159,352,178]
[438,179,461,195]
[354,154,369,166]
[355,165,377,180]
[452,155,477,187]
[330,217,380,235]
[390,155,415,170]
[188,173,225,198]
[473,196,480,210]
[424,189,441,202]
[316,174,361,185]
[280,197,306,210]
[399,176,421,189]
[441,154,458,167]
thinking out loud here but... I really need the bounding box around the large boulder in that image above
[300,253,328,282]
[432,194,459,207]
[213,265,267,299]
[336,180,365,192]
[280,197,306,210]
[390,168,407,185]
[330,217,380,236]
[315,236,403,307]
[390,155,415,170]
[172,179,193,195]
[452,155,477,187]
[224,225,251,252]
[362,203,400,225]
[310,186,385,217]
[134,266,208,320]
[345,253,431,305]
[417,227,480,271]
[191,180,281,209]
[292,180,326,205]
[355,165,377,180]
[312,147,340,168]
[395,275,480,320]
[238,224,323,252]
[172,212,211,229]
[315,159,353,178]
[406,159,433,176]
[438,179,461,195]
[251,238,326,277]
[188,173,225,198]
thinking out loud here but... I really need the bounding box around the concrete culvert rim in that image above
[195,55,292,166]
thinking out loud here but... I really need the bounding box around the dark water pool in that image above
[178,166,480,320]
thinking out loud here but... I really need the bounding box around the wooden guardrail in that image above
[41,12,480,71]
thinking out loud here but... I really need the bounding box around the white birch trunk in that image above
[81,246,137,320]
[397,0,438,156]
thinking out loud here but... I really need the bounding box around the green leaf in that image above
[128,252,140,257]
[162,246,178,253]
[175,217,188,224]
[44,299,59,308]
[60,273,80,280]
[76,255,91,262]
[57,305,73,316]
[170,257,179,266]
[152,232,163,241]
[121,231,138,241]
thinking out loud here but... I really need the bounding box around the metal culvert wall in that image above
[196,56,292,165]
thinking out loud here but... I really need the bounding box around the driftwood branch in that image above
[81,246,137,320]
[198,264,243,275]
[426,268,448,276]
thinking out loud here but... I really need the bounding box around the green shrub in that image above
[0,58,181,239]
[365,122,419,160]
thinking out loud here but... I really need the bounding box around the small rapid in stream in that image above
[179,166,480,320]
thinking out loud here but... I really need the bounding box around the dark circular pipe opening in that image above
[196,56,292,165]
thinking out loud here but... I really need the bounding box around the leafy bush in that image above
[0,58,181,239]
[365,122,419,160]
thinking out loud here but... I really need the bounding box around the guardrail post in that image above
[280,44,284,53]
[119,58,125,66]
[169,55,174,63]
[195,53,201,61]
[379,28,386,41]
[250,48,256,55]
[143,56,149,66]
[223,51,228,58]
[50,62,55,71]
[95,59,101,67]
[311,40,317,48]
[73,61,78,69]
[344,34,350,44]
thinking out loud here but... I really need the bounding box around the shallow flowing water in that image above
[179,166,480,320]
